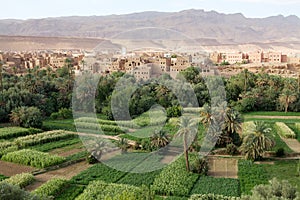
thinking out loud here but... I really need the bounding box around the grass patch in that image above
[55,183,85,200]
[244,111,300,116]
[269,123,293,153]
[288,124,300,143]
[117,170,161,187]
[65,151,88,162]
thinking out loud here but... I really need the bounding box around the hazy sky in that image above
[1,0,300,20]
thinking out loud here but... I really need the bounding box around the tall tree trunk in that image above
[184,134,190,171]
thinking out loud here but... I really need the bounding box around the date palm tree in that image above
[176,116,197,171]
[151,130,170,149]
[279,89,297,113]
[240,121,275,161]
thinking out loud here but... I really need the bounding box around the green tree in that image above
[240,121,275,161]
[9,106,43,128]
[279,89,297,113]
[176,116,197,171]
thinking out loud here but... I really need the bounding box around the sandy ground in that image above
[0,161,36,176]
[207,157,238,179]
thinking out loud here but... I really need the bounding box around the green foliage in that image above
[0,174,8,181]
[75,122,126,135]
[14,130,76,148]
[226,143,238,155]
[2,173,34,188]
[2,149,65,168]
[166,106,182,118]
[33,178,68,198]
[117,170,161,186]
[248,178,299,200]
[238,160,269,194]
[190,157,209,175]
[86,154,98,164]
[0,182,49,200]
[0,141,18,157]
[50,108,73,120]
[76,181,153,200]
[189,194,241,200]
[31,137,81,152]
[151,156,199,196]
[71,163,127,185]
[274,122,296,139]
[9,106,43,128]
[55,184,85,200]
[0,127,42,139]
[191,177,241,197]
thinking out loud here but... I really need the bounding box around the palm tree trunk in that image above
[184,134,190,171]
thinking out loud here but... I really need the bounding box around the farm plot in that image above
[207,157,238,179]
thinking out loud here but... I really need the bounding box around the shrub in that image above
[3,173,35,188]
[274,122,296,139]
[9,106,43,128]
[0,141,18,158]
[2,149,65,168]
[0,182,49,200]
[33,178,68,198]
[275,147,285,157]
[226,143,238,156]
[166,106,182,118]
[190,157,209,175]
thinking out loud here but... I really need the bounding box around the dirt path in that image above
[281,137,300,153]
[0,161,36,176]
[25,161,91,191]
[245,115,300,119]
[207,157,238,179]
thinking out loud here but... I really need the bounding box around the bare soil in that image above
[207,157,238,179]
[25,161,91,191]
[0,161,36,176]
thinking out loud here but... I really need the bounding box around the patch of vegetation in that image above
[117,170,161,186]
[2,173,34,188]
[33,178,68,198]
[30,137,81,152]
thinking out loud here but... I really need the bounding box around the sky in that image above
[0,0,299,20]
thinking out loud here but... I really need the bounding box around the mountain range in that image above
[1,9,300,50]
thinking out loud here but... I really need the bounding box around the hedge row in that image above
[0,127,42,140]
[0,141,18,157]
[75,122,127,134]
[2,173,34,188]
[274,122,296,139]
[76,181,150,200]
[14,130,76,147]
[2,149,65,168]
[33,178,68,198]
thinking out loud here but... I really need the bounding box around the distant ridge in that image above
[0,9,299,44]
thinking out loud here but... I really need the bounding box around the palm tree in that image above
[176,116,197,171]
[240,121,275,161]
[279,89,297,113]
[151,130,170,148]
[223,107,243,135]
[200,104,214,128]
[117,138,129,153]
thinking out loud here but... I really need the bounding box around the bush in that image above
[275,148,285,157]
[3,173,35,188]
[274,122,296,139]
[0,182,49,200]
[33,178,68,198]
[50,108,73,120]
[2,149,65,168]
[190,157,209,175]
[226,143,238,156]
[9,106,43,128]
[167,106,182,118]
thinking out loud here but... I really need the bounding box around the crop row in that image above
[189,194,241,200]
[183,107,204,114]
[116,169,161,186]
[75,122,127,135]
[2,149,65,168]
[274,122,296,139]
[0,127,42,139]
[2,173,34,188]
[190,176,241,197]
[0,141,18,157]
[76,180,148,200]
[14,130,76,147]
[71,163,127,185]
[238,160,269,194]
[33,177,68,198]
[296,123,300,131]
[151,155,199,196]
